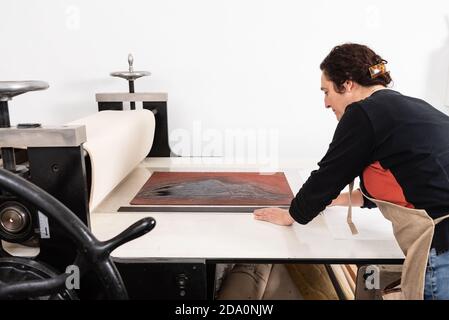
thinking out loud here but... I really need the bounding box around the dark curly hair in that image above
[320,43,392,93]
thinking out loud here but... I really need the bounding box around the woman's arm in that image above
[289,105,375,224]
[329,189,364,207]
[253,189,364,226]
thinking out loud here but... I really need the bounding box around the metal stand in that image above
[0,101,16,172]
[110,54,151,110]
[0,81,49,172]
[98,55,172,157]
[0,81,90,273]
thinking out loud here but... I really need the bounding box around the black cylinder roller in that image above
[0,201,34,243]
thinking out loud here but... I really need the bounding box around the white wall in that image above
[1,0,449,163]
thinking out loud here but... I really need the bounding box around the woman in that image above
[254,43,449,300]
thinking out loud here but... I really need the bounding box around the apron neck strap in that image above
[434,213,449,224]
[347,180,359,235]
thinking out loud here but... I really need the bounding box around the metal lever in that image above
[128,53,134,73]
[128,53,136,109]
[100,217,156,254]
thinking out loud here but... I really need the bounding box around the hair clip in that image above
[369,62,387,79]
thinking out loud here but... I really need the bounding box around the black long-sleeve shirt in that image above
[289,89,449,254]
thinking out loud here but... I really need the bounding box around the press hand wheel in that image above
[0,168,156,299]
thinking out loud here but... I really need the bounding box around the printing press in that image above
[0,61,404,300]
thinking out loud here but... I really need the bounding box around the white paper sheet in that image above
[298,168,396,241]
[68,110,155,211]
[322,206,396,240]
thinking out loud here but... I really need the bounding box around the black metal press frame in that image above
[97,94,171,157]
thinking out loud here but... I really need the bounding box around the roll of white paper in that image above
[69,110,155,211]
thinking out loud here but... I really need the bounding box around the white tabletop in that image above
[90,157,404,263]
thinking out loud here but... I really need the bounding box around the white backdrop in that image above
[1,0,449,163]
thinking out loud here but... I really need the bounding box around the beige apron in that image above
[347,182,449,300]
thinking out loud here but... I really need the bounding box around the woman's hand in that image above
[328,190,364,207]
[253,208,295,226]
